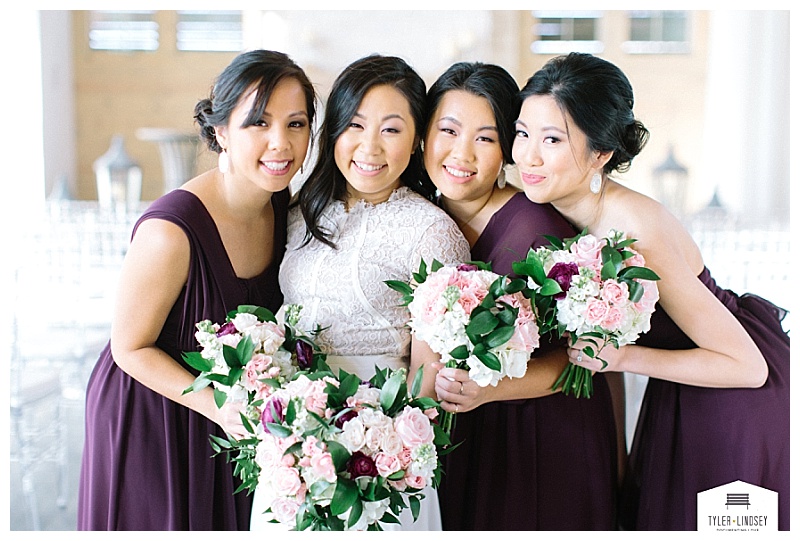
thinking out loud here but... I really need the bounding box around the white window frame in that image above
[623,10,691,54]
[176,10,243,52]
[531,10,604,54]
[88,10,159,52]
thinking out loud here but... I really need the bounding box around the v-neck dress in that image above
[437,192,620,530]
[77,188,288,530]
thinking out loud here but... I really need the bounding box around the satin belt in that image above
[325,355,408,381]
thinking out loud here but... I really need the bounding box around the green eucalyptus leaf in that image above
[449,344,470,360]
[327,440,351,471]
[503,277,527,294]
[430,259,444,272]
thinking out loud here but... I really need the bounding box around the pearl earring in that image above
[497,167,507,189]
[218,149,229,174]
[590,172,602,194]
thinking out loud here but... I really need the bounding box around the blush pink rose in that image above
[601,306,624,331]
[585,298,610,326]
[270,497,300,524]
[393,407,435,448]
[310,451,337,483]
[571,234,605,268]
[634,279,660,313]
[404,472,427,489]
[374,452,403,478]
[273,466,302,496]
[601,280,629,305]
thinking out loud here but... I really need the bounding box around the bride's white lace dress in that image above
[250,187,470,531]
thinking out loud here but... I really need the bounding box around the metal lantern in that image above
[652,146,689,218]
[94,135,142,212]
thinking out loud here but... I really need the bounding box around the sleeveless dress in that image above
[620,267,790,531]
[249,187,471,531]
[77,188,289,530]
[437,192,620,530]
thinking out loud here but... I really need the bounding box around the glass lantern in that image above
[94,135,142,214]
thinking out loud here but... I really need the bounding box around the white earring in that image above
[590,172,602,194]
[218,149,229,174]
[497,167,507,189]
[419,140,425,152]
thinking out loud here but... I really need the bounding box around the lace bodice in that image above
[279,187,470,357]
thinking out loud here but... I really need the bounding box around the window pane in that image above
[89,10,158,51]
[177,10,242,52]
[537,19,563,40]
[630,17,651,41]
[572,18,596,41]
[662,12,687,42]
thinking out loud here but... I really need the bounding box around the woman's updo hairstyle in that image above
[520,52,649,174]
[425,61,520,165]
[194,49,316,153]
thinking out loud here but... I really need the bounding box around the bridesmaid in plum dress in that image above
[425,62,619,530]
[77,50,316,530]
[513,52,789,530]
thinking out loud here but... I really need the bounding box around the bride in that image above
[250,53,469,531]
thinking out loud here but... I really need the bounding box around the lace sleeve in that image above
[411,216,471,271]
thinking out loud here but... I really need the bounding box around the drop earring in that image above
[496,167,507,189]
[590,172,602,194]
[218,149,229,174]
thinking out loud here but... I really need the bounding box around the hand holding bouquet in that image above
[182,304,326,492]
[513,229,660,398]
[386,259,540,434]
[254,366,449,530]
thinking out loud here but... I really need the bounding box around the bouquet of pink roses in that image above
[513,229,660,398]
[386,259,540,434]
[183,303,326,492]
[253,366,449,530]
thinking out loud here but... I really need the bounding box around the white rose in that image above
[336,418,366,453]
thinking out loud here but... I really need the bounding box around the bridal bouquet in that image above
[254,366,449,530]
[182,303,326,492]
[386,259,540,434]
[513,229,660,398]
